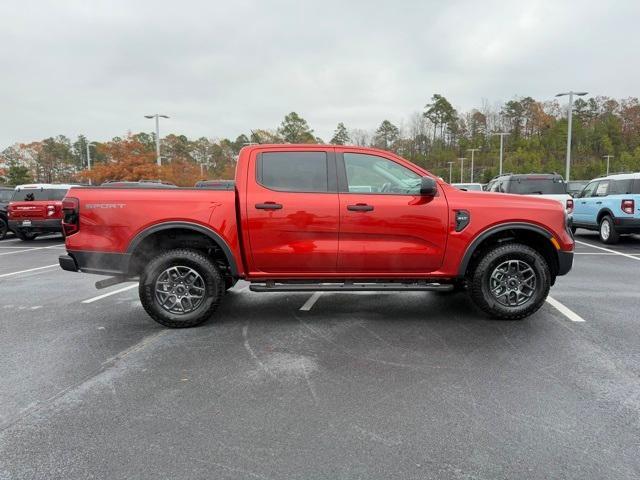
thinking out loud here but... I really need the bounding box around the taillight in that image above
[566,198,574,214]
[62,197,80,235]
[47,205,56,217]
[621,199,635,215]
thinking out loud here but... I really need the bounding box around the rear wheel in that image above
[139,249,225,328]
[16,230,38,241]
[599,215,619,244]
[468,243,551,320]
[0,218,7,240]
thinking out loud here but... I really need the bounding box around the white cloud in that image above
[0,0,638,148]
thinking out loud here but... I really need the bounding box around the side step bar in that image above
[249,282,454,292]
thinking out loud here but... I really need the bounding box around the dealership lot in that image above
[1,233,639,479]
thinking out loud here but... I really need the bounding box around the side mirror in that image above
[420,177,438,196]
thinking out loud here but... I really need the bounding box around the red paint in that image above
[64,144,574,280]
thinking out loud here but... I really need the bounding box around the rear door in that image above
[245,149,339,274]
[336,150,448,274]
[573,181,600,226]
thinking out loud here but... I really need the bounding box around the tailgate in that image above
[10,202,48,219]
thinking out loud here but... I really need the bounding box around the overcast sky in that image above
[1,0,638,148]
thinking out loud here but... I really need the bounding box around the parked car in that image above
[7,184,76,241]
[485,174,573,214]
[572,173,640,243]
[566,180,589,197]
[452,183,483,191]
[195,180,235,189]
[0,186,15,240]
[59,145,573,327]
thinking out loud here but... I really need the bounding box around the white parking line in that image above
[300,292,322,311]
[0,264,59,278]
[546,296,586,322]
[82,283,139,304]
[575,240,640,261]
[0,245,64,256]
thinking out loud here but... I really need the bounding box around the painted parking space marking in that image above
[0,264,59,278]
[300,292,322,311]
[0,245,65,256]
[82,283,139,304]
[575,240,640,262]
[546,296,586,322]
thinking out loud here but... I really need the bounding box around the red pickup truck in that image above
[59,145,574,327]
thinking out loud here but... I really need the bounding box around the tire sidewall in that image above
[599,216,617,244]
[0,218,7,240]
[473,244,550,319]
[140,250,222,327]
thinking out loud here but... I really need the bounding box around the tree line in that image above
[2,95,640,186]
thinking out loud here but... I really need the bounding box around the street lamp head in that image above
[575,92,588,96]
[159,115,169,119]
[144,115,154,119]
[555,93,569,97]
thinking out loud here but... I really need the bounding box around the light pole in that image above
[458,158,466,183]
[144,114,169,166]
[493,133,509,175]
[85,140,97,186]
[603,155,613,176]
[555,91,588,181]
[467,148,479,182]
[447,161,454,184]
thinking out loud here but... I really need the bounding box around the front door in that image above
[573,180,600,226]
[245,149,339,274]
[336,151,448,274]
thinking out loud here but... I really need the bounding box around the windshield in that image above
[507,178,566,195]
[11,188,68,201]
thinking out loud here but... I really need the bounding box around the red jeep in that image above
[59,145,574,327]
[8,184,75,241]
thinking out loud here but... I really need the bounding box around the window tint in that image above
[595,181,609,197]
[0,190,13,202]
[506,177,566,194]
[343,153,421,194]
[11,188,69,201]
[609,179,635,194]
[581,181,599,198]
[259,152,328,192]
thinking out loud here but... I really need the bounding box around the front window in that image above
[580,181,599,198]
[343,153,421,194]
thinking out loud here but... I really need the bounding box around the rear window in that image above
[506,178,566,195]
[609,179,640,194]
[258,152,328,192]
[11,188,68,201]
[0,190,13,202]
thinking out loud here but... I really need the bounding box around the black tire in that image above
[598,215,620,244]
[16,230,38,241]
[139,248,225,328]
[468,243,551,320]
[570,225,577,235]
[0,218,7,240]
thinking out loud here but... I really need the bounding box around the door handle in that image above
[347,203,374,212]
[596,201,602,205]
[255,202,283,210]
[580,201,586,204]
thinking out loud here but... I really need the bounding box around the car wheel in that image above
[139,248,225,328]
[0,218,7,240]
[468,243,551,320]
[16,230,38,241]
[599,216,619,244]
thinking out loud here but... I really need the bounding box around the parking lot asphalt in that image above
[1,232,640,479]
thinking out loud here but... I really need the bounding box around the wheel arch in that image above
[596,208,615,225]
[458,223,559,279]
[126,221,238,277]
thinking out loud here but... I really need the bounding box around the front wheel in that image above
[468,243,551,320]
[599,216,620,244]
[139,249,225,328]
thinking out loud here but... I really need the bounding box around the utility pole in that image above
[144,114,169,166]
[603,155,613,176]
[493,133,509,175]
[555,91,588,181]
[447,161,454,184]
[85,139,97,186]
[458,158,466,183]
[467,148,479,182]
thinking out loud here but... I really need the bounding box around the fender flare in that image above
[457,222,555,277]
[127,221,239,276]
[596,208,615,224]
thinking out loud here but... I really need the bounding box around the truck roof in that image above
[14,183,78,190]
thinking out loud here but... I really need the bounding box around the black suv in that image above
[0,186,15,240]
